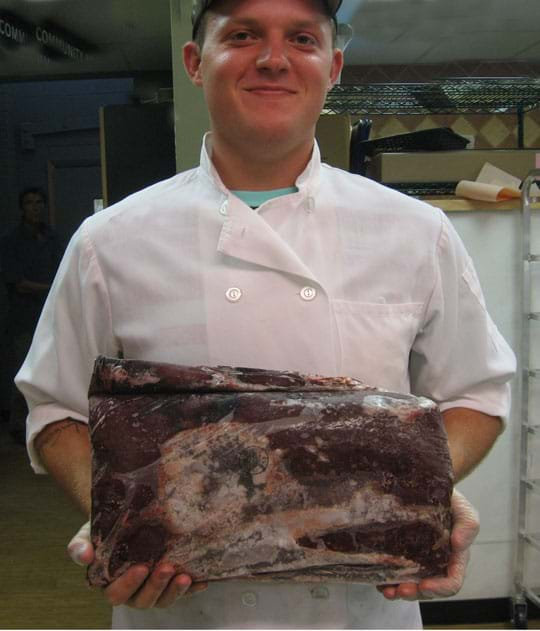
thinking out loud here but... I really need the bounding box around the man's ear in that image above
[183,41,203,86]
[328,47,344,90]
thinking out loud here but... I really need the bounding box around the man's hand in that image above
[68,522,208,608]
[378,489,480,601]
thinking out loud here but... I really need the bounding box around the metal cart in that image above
[513,170,540,629]
[323,80,540,625]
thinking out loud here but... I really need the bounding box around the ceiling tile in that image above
[1,0,539,79]
[414,32,540,64]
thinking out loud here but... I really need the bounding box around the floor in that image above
[1,422,538,630]
[0,423,111,629]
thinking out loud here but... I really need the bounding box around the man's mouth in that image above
[245,86,296,96]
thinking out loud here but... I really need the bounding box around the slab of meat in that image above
[87,356,453,588]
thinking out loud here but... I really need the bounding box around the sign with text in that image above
[0,11,96,62]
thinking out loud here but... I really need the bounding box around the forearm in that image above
[34,419,92,516]
[442,407,503,482]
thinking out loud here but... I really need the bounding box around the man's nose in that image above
[255,37,290,73]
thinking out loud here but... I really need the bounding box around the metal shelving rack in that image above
[324,78,540,148]
[513,170,540,628]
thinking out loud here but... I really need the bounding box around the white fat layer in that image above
[156,421,446,579]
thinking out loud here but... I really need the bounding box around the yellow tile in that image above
[415,117,439,131]
[377,116,410,138]
[525,115,540,147]
[480,116,513,148]
[453,116,480,138]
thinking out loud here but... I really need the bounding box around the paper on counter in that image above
[476,161,539,197]
[456,161,540,201]
[455,180,521,202]
[476,162,521,189]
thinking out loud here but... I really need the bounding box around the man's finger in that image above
[104,565,150,607]
[394,582,421,601]
[417,548,470,599]
[189,581,209,595]
[377,584,398,600]
[155,574,198,609]
[154,576,186,609]
[128,565,181,609]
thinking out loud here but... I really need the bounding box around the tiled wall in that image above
[342,61,540,149]
[363,111,540,149]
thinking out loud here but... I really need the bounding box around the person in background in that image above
[16,0,516,628]
[1,187,63,444]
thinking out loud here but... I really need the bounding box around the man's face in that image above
[184,0,343,151]
[21,193,45,225]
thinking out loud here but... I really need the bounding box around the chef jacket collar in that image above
[198,132,321,210]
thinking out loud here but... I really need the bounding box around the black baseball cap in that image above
[191,0,343,40]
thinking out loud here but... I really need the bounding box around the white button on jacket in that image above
[300,286,317,301]
[241,591,258,607]
[311,585,330,599]
[225,287,242,302]
[17,135,516,630]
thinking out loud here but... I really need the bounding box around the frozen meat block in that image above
[87,356,453,588]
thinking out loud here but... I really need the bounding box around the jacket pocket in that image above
[331,300,423,392]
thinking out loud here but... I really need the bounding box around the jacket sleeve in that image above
[15,220,119,473]
[409,210,516,421]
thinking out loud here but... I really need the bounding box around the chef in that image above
[17,0,516,628]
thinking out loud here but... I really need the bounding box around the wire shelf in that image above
[324,78,540,115]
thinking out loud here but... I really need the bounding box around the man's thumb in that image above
[67,521,94,566]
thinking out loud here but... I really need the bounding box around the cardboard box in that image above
[316,114,351,171]
[367,150,540,184]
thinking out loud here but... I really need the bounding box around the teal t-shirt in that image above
[232,187,298,209]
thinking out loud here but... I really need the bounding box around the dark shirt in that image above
[1,223,63,334]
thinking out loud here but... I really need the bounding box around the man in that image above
[2,187,63,444]
[16,0,516,628]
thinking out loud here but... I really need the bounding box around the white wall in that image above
[443,207,538,600]
[170,0,209,172]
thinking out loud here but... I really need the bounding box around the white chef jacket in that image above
[17,135,516,630]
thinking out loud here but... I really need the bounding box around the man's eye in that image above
[294,34,317,46]
[230,31,253,42]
